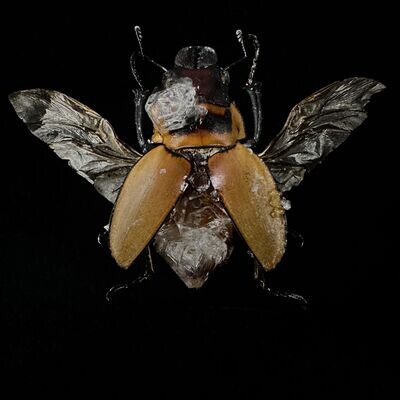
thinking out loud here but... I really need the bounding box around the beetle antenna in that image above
[224,29,260,86]
[130,26,167,90]
[224,30,260,85]
[130,52,145,91]
[224,29,247,70]
[237,29,247,57]
[134,25,145,57]
[132,25,167,72]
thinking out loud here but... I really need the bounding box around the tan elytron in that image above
[110,145,191,268]
[208,144,286,270]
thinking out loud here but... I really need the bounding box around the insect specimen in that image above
[9,27,384,294]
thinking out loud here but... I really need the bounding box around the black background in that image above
[1,3,398,398]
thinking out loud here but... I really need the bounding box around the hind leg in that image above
[105,246,154,302]
[254,261,308,307]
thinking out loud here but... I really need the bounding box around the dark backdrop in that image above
[1,3,397,398]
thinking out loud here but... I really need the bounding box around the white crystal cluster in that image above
[145,77,207,133]
[154,156,233,288]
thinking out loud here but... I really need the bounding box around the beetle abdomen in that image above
[154,151,233,288]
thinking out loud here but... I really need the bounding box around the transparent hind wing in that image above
[259,77,385,193]
[9,89,142,203]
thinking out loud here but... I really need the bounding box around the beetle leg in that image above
[244,80,263,150]
[130,51,151,153]
[97,223,110,247]
[225,30,263,150]
[254,261,309,308]
[130,26,167,153]
[132,87,151,153]
[145,244,155,274]
[130,51,150,153]
[243,32,262,149]
[105,246,155,302]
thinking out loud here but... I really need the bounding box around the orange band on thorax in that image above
[151,103,246,150]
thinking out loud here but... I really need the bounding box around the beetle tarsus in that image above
[256,281,309,308]
[105,270,152,302]
[254,262,308,308]
[97,223,110,247]
[145,245,155,274]
[130,27,167,153]
[105,246,155,302]
[105,282,129,302]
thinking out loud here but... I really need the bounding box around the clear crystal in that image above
[154,157,233,288]
[145,77,207,133]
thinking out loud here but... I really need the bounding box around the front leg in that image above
[243,81,263,150]
[133,88,152,153]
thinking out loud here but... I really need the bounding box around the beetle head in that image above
[163,46,230,107]
[145,46,232,134]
